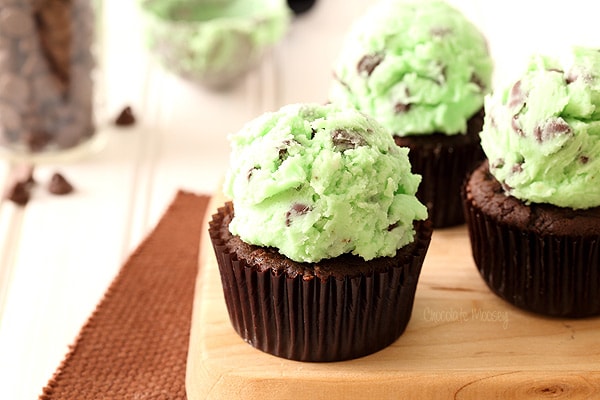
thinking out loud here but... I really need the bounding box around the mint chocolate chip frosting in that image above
[329,0,493,137]
[224,103,427,263]
[481,46,600,209]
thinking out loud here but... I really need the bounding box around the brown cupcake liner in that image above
[395,110,485,228]
[208,204,432,362]
[463,195,600,318]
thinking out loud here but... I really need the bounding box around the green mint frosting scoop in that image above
[481,46,600,209]
[329,0,493,136]
[224,103,428,263]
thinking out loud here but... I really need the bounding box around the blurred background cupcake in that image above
[137,0,290,90]
[329,0,493,228]
[463,46,600,318]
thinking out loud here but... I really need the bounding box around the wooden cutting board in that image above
[186,194,600,400]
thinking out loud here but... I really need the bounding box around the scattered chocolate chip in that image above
[285,203,311,226]
[115,106,136,126]
[394,102,411,114]
[357,54,384,76]
[48,172,74,195]
[310,128,317,139]
[508,80,526,110]
[580,155,589,164]
[331,129,366,152]
[7,181,30,206]
[534,118,571,142]
[387,222,399,231]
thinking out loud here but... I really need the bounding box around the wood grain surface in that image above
[187,194,600,400]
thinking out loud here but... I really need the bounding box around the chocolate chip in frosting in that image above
[533,118,571,142]
[48,172,74,195]
[394,102,411,114]
[357,54,384,76]
[491,158,505,170]
[430,26,452,37]
[331,129,366,152]
[580,155,589,164]
[511,163,523,174]
[511,115,524,136]
[508,80,526,110]
[387,222,399,231]
[277,139,296,162]
[285,203,311,226]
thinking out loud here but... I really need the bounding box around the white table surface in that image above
[0,1,598,398]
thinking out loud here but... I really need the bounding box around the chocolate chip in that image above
[285,203,311,226]
[580,155,589,164]
[534,118,571,142]
[7,181,30,206]
[387,222,399,231]
[247,167,259,181]
[115,106,136,126]
[48,172,73,195]
[511,163,523,174]
[508,80,526,110]
[24,130,52,152]
[511,115,524,136]
[331,129,366,151]
[470,73,486,91]
[278,139,297,162]
[357,54,384,76]
[491,158,505,170]
[394,102,411,113]
[566,69,593,84]
[430,26,452,37]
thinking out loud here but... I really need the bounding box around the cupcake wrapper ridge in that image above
[464,197,600,318]
[208,204,432,362]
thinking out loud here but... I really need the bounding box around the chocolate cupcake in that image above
[209,103,432,362]
[329,0,493,228]
[463,47,600,318]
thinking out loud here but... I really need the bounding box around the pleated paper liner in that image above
[394,109,485,229]
[463,195,600,318]
[208,202,433,362]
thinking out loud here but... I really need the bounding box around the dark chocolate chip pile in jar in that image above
[0,0,95,154]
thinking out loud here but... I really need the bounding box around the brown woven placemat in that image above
[40,190,211,400]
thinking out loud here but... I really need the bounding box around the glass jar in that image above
[0,0,103,163]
